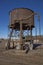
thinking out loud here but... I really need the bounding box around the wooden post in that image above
[19,20,23,50]
[6,28,14,49]
[29,25,33,50]
[30,26,32,42]
[20,21,22,44]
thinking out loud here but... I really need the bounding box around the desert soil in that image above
[0,41,43,65]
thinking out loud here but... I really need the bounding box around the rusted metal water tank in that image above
[9,8,34,30]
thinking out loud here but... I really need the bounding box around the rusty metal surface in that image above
[9,8,34,27]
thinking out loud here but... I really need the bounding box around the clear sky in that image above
[0,0,43,38]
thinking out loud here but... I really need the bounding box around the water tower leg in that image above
[29,26,33,50]
[20,21,23,49]
[6,29,14,49]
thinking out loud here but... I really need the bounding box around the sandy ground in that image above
[0,40,43,65]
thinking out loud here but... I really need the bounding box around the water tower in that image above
[7,8,34,50]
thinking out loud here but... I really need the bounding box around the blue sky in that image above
[0,0,43,38]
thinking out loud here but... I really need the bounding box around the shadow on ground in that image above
[33,43,42,49]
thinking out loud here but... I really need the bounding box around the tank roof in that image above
[9,8,34,13]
